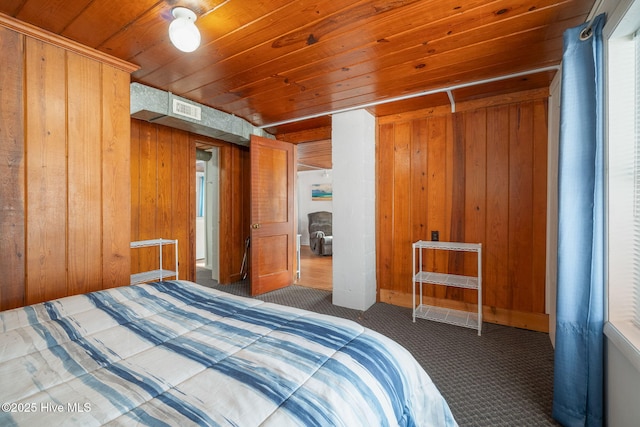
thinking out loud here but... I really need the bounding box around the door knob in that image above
[251,223,261,229]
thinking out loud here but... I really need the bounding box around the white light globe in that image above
[169,7,201,53]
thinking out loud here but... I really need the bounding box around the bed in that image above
[0,280,457,426]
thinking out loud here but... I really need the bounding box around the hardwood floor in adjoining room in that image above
[296,245,332,291]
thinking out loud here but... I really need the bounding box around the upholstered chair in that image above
[308,211,332,256]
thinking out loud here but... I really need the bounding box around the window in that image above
[606,0,640,366]
[196,172,205,217]
[635,29,640,331]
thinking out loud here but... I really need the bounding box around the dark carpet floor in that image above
[195,268,559,427]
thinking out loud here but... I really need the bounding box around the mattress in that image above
[0,280,457,426]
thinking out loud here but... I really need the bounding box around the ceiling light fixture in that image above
[169,7,201,53]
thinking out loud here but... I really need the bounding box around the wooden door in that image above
[250,135,295,295]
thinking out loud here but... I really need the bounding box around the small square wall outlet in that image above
[431,231,439,241]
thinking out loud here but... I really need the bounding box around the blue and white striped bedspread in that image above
[0,280,457,426]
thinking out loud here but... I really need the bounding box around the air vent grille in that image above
[173,99,201,121]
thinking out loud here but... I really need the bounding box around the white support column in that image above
[331,109,376,311]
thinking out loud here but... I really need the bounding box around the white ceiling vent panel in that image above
[173,99,201,121]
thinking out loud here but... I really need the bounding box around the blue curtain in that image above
[553,13,605,427]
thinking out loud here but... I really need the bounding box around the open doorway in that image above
[195,148,220,283]
[295,168,333,291]
[196,160,206,265]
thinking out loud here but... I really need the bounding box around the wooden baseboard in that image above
[379,289,549,333]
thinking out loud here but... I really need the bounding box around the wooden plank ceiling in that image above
[2,0,593,155]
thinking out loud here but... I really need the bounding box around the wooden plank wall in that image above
[0,22,134,310]
[130,120,251,285]
[0,26,26,310]
[377,89,549,331]
[222,143,251,283]
[130,120,195,282]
